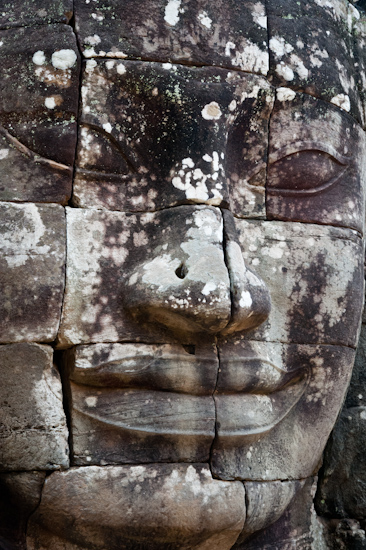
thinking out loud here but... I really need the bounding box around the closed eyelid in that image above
[268,140,352,165]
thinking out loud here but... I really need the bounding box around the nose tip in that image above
[121,206,270,337]
[122,206,232,334]
[221,210,271,335]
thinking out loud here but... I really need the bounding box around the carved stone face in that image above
[1,1,366,549]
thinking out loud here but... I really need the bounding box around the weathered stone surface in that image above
[74,0,268,75]
[58,205,228,345]
[316,406,366,521]
[0,344,69,471]
[212,340,355,480]
[354,17,366,128]
[233,478,323,549]
[325,519,366,550]
[66,342,218,395]
[0,203,66,344]
[236,219,364,347]
[345,322,366,408]
[27,464,245,550]
[267,6,363,123]
[0,471,45,550]
[64,343,217,464]
[73,61,273,218]
[0,24,80,203]
[58,205,269,347]
[0,1,73,29]
[241,480,304,539]
[266,0,352,22]
[267,92,366,234]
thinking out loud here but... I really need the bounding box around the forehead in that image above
[0,0,364,208]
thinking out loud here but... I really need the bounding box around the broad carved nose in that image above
[121,206,270,336]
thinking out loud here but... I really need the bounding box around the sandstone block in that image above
[74,0,268,74]
[267,92,366,233]
[0,203,66,344]
[27,464,245,550]
[0,24,80,203]
[212,340,355,480]
[236,220,364,347]
[0,343,69,471]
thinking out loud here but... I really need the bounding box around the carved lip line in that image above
[73,375,308,439]
[71,355,309,439]
[71,353,307,395]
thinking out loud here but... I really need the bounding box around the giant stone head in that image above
[1,1,366,549]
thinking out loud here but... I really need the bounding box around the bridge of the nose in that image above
[122,205,232,334]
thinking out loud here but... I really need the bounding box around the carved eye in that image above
[268,142,350,196]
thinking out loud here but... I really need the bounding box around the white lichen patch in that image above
[251,2,267,29]
[269,36,294,57]
[102,122,112,133]
[117,63,126,75]
[44,96,56,109]
[86,59,97,73]
[0,148,9,160]
[2,204,50,267]
[330,93,351,112]
[239,290,253,309]
[84,34,101,46]
[32,50,46,65]
[225,41,236,57]
[91,12,104,21]
[52,49,77,70]
[201,102,222,120]
[277,87,296,102]
[230,40,269,75]
[35,66,72,88]
[171,154,225,204]
[202,282,217,296]
[197,11,212,29]
[164,0,182,26]
[85,396,98,407]
[276,62,294,81]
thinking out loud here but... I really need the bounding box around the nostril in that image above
[183,344,196,355]
[175,263,188,280]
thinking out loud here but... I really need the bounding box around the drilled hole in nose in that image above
[175,263,188,279]
[183,344,196,355]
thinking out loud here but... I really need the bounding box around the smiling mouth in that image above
[66,343,309,451]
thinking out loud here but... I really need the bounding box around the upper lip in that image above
[70,346,307,395]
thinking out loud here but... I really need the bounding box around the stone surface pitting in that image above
[27,464,246,550]
[0,24,80,203]
[0,202,66,344]
[0,343,69,471]
[74,0,268,74]
[73,60,273,217]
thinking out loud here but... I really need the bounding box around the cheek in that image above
[236,218,364,347]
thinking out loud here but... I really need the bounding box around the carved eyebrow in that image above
[268,140,352,165]
[0,125,72,172]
